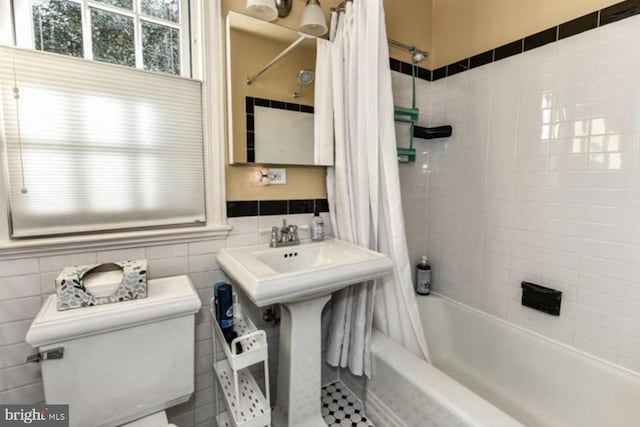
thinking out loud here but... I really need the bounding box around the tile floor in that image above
[321,381,374,427]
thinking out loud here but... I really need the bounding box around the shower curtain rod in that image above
[331,0,429,60]
[246,35,308,85]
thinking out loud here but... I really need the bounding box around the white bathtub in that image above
[367,294,640,427]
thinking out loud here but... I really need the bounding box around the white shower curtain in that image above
[321,0,430,377]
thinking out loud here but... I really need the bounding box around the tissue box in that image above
[55,260,147,311]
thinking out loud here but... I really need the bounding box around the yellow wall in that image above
[431,0,621,67]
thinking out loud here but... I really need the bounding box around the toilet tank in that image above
[26,275,202,427]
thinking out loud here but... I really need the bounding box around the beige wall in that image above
[384,0,433,67]
[431,0,621,67]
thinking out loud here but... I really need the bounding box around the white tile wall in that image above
[396,14,640,374]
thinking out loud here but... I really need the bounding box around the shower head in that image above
[297,69,315,85]
[412,52,426,63]
[293,69,315,98]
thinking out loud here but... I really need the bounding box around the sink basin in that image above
[253,244,330,273]
[216,237,393,306]
[216,237,393,427]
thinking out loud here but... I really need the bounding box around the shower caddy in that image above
[211,294,271,427]
[394,48,452,164]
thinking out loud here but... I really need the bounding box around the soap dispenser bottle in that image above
[310,207,325,241]
[416,256,431,295]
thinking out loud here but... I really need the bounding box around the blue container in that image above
[215,283,234,343]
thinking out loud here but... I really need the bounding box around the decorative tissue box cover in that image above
[55,260,148,311]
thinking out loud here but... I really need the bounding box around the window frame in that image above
[14,0,191,77]
[0,0,230,258]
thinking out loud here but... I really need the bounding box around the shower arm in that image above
[246,36,308,85]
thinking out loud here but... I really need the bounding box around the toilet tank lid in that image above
[26,275,202,347]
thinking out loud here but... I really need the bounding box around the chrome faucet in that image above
[270,219,300,248]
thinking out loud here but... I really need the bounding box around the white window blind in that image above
[0,45,206,238]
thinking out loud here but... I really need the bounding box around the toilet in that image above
[25,275,202,427]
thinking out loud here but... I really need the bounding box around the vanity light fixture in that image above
[245,0,278,21]
[275,0,292,17]
[299,0,328,36]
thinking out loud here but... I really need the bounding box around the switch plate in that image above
[268,168,286,185]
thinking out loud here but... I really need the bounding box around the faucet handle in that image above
[270,226,279,247]
[289,224,298,241]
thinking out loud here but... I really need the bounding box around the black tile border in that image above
[523,27,557,51]
[245,96,314,163]
[390,56,432,81]
[388,0,640,82]
[227,199,330,218]
[559,12,599,40]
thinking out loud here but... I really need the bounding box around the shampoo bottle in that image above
[416,256,431,295]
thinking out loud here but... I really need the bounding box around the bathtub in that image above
[367,294,640,427]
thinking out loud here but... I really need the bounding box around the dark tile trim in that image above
[431,66,446,81]
[600,0,640,26]
[494,39,523,61]
[524,27,558,51]
[446,58,470,76]
[315,198,329,212]
[559,12,599,40]
[259,200,288,216]
[227,199,330,218]
[469,50,494,69]
[227,201,258,218]
[245,97,314,163]
[390,0,640,82]
[390,58,432,82]
[289,199,315,214]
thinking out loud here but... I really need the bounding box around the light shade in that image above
[245,0,278,21]
[299,0,327,36]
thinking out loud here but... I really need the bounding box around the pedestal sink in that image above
[216,238,393,427]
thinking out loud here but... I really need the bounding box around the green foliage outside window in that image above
[31,0,182,76]
[143,22,180,75]
[91,8,135,67]
[33,0,83,58]
[142,0,180,23]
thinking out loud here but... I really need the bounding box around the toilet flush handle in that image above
[26,347,64,363]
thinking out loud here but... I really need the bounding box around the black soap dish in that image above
[521,281,562,316]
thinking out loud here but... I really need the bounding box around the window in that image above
[0,0,225,242]
[16,0,190,76]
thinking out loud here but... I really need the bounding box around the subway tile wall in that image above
[393,71,431,267]
[396,14,640,373]
[0,211,331,425]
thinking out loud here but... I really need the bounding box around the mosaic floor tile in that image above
[321,381,374,427]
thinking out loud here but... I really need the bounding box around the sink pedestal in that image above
[272,294,332,427]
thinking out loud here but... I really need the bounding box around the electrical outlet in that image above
[268,168,286,185]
